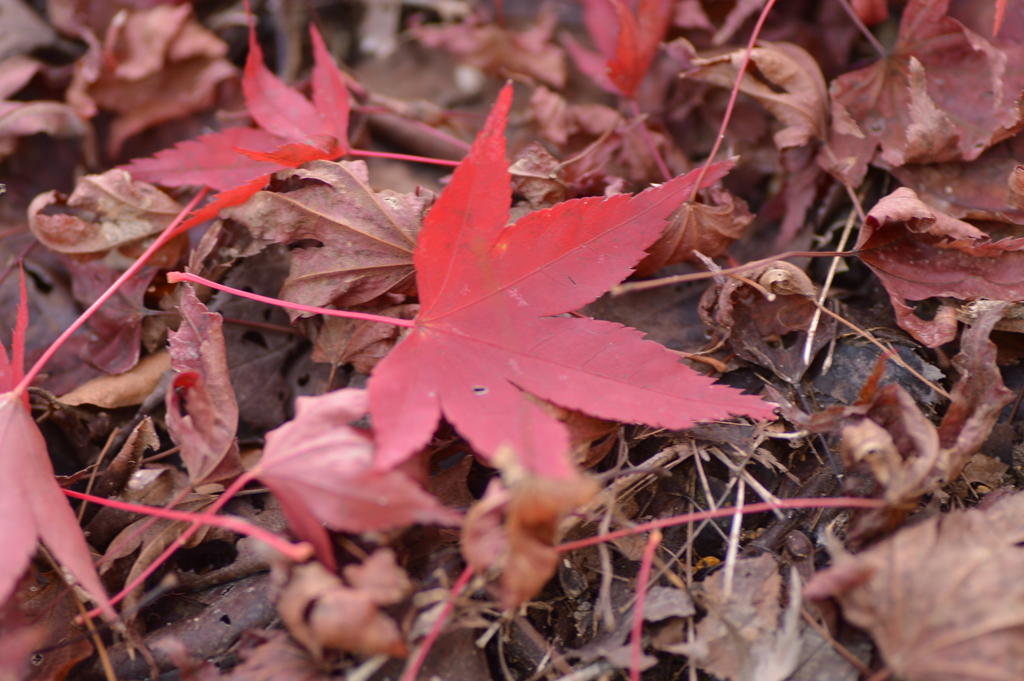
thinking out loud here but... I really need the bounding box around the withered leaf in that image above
[824,0,1024,185]
[683,40,828,151]
[310,304,418,375]
[635,185,754,276]
[166,285,242,485]
[28,169,182,258]
[227,160,434,316]
[805,491,1024,681]
[854,187,1024,347]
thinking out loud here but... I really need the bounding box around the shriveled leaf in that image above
[66,4,235,156]
[805,491,1024,681]
[28,169,182,257]
[684,41,828,150]
[60,350,170,408]
[635,185,754,276]
[275,561,406,660]
[825,0,1024,185]
[660,555,803,681]
[254,389,459,568]
[369,85,775,480]
[166,285,241,485]
[854,186,1024,346]
[412,6,566,88]
[341,548,412,607]
[227,160,434,313]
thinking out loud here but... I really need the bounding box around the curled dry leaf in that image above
[659,555,804,681]
[254,389,459,570]
[509,142,568,208]
[462,471,598,610]
[65,4,235,156]
[411,5,566,88]
[60,350,170,408]
[166,285,242,485]
[275,560,407,660]
[635,185,754,276]
[28,168,182,258]
[699,261,832,383]
[824,0,1024,185]
[854,186,1024,347]
[226,160,434,315]
[805,490,1024,681]
[773,303,1012,542]
[681,40,828,151]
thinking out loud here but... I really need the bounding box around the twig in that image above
[803,206,859,365]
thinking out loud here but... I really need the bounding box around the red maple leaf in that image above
[122,20,350,221]
[0,274,113,616]
[564,0,672,98]
[368,84,775,479]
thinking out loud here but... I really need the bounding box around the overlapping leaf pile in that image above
[7,0,1024,679]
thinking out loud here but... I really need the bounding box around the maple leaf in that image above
[564,0,673,98]
[121,20,350,219]
[253,388,459,569]
[0,275,113,616]
[369,84,775,479]
[824,0,1024,186]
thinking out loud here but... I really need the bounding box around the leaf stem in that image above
[689,0,778,202]
[349,149,461,167]
[630,529,662,681]
[14,188,210,396]
[63,486,309,561]
[556,497,886,552]
[166,272,417,327]
[401,564,475,681]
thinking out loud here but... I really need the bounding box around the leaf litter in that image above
[9,1,1024,680]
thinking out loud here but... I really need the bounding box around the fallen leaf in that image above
[824,0,1024,185]
[60,350,170,408]
[854,186,1024,347]
[659,555,803,681]
[166,285,242,485]
[28,169,182,258]
[0,0,57,61]
[65,4,235,156]
[635,185,754,276]
[683,40,829,150]
[225,160,434,313]
[805,490,1024,681]
[341,548,412,607]
[412,5,566,88]
[275,560,407,659]
[369,84,775,480]
[310,304,418,374]
[254,388,459,569]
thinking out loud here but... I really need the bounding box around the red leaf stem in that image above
[166,272,417,327]
[631,529,662,681]
[400,564,475,681]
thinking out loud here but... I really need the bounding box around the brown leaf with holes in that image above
[824,0,1024,185]
[635,185,753,276]
[805,490,1024,681]
[226,160,434,317]
[28,169,182,258]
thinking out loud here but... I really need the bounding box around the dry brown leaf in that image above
[683,40,828,151]
[635,185,754,276]
[310,304,418,375]
[411,5,566,88]
[227,160,434,316]
[60,349,169,408]
[700,261,832,383]
[806,491,1024,681]
[28,169,182,258]
[509,142,568,208]
[824,0,1024,186]
[275,561,407,660]
[65,4,235,156]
